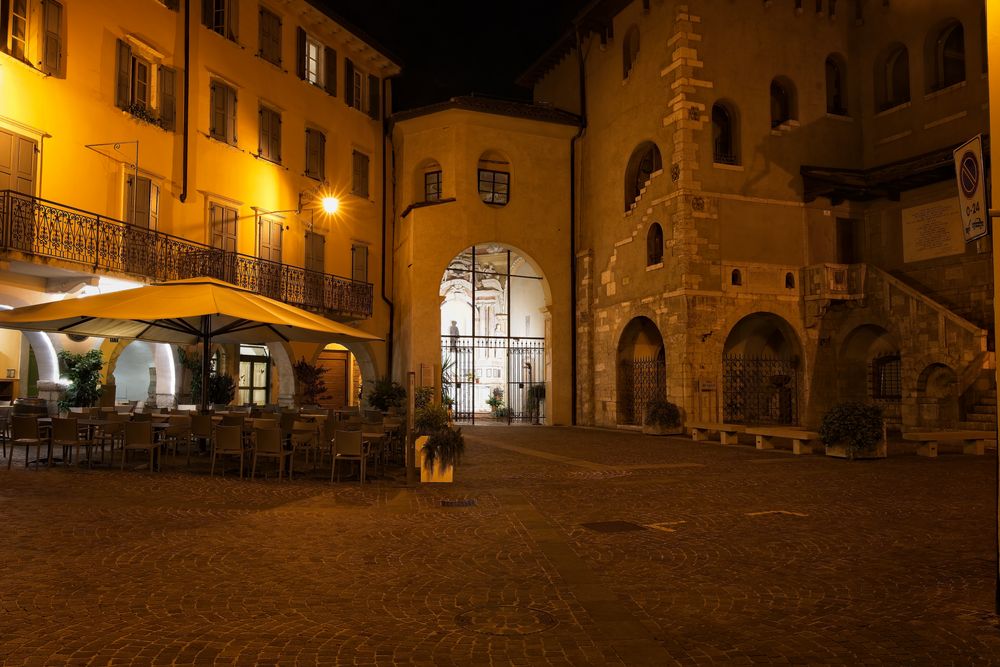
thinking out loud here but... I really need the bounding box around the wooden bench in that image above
[687,421,745,445]
[901,430,997,457]
[743,426,821,455]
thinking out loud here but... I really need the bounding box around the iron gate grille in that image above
[722,354,798,425]
[618,356,666,425]
[441,335,545,424]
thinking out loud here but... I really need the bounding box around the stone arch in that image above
[723,312,802,425]
[616,316,665,425]
[840,324,901,427]
[915,362,959,428]
[477,149,511,206]
[266,342,295,407]
[624,140,662,211]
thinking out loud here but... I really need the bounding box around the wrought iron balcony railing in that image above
[0,190,373,319]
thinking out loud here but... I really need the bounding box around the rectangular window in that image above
[9,0,27,60]
[351,150,369,198]
[258,105,281,163]
[131,56,150,109]
[202,0,237,41]
[305,35,323,86]
[210,80,238,144]
[209,202,238,252]
[126,174,160,229]
[352,69,364,111]
[115,38,175,129]
[872,355,902,400]
[352,244,368,283]
[258,6,281,66]
[424,170,442,202]
[305,128,325,180]
[478,169,509,205]
[258,216,282,263]
[305,231,325,273]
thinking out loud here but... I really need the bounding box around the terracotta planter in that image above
[415,435,454,483]
[824,440,887,460]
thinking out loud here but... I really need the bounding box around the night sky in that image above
[324,0,586,111]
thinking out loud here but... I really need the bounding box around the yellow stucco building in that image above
[0,0,397,407]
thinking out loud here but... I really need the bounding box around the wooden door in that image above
[317,349,348,409]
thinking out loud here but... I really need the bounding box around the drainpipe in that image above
[380,76,394,377]
[179,0,191,203]
[570,27,588,426]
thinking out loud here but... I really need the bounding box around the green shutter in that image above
[324,46,337,96]
[41,0,62,75]
[368,73,379,120]
[344,58,354,107]
[227,86,237,143]
[115,39,131,109]
[295,27,306,79]
[159,66,176,131]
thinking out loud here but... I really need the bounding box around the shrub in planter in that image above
[207,373,237,406]
[643,398,682,434]
[367,376,405,412]
[414,386,434,410]
[414,403,450,435]
[57,350,104,411]
[819,401,885,459]
[422,426,465,474]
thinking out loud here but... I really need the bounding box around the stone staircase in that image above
[960,387,998,432]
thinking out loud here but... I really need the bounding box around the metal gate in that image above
[442,335,546,424]
[618,355,666,425]
[722,354,797,425]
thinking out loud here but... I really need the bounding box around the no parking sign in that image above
[953,134,988,242]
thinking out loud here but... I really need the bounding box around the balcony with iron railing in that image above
[0,190,373,319]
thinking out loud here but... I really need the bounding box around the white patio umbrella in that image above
[0,277,381,411]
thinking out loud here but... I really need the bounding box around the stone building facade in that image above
[518,0,991,430]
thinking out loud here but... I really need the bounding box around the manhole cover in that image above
[567,469,631,480]
[581,520,646,533]
[441,498,477,507]
[455,605,558,635]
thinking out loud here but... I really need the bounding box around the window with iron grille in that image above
[424,170,442,201]
[478,169,509,206]
[872,355,902,399]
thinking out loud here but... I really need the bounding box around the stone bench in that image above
[901,430,997,458]
[743,426,821,455]
[687,421,745,445]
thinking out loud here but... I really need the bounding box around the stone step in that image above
[958,421,997,431]
[966,413,996,423]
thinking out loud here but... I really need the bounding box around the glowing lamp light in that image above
[321,196,340,215]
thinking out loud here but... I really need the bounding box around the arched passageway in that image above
[616,316,665,425]
[440,243,549,423]
[723,313,801,425]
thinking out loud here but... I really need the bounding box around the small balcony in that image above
[0,190,373,319]
[802,263,866,302]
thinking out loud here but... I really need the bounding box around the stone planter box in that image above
[642,424,684,436]
[824,440,887,460]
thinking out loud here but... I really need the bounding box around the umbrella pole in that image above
[201,315,211,414]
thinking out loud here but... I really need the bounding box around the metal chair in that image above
[211,425,244,478]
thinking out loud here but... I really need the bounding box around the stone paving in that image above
[1,426,999,665]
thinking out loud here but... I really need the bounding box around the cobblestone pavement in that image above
[1,426,999,665]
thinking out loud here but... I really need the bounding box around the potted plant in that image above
[57,349,104,412]
[820,401,886,460]
[413,403,462,482]
[367,376,405,412]
[486,386,504,420]
[207,372,237,407]
[293,357,328,406]
[642,398,683,435]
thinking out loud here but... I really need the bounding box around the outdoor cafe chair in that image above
[252,418,277,430]
[97,412,127,460]
[291,420,321,469]
[251,426,290,481]
[51,417,95,468]
[162,415,193,465]
[131,412,153,422]
[190,414,214,454]
[8,415,46,470]
[121,421,160,472]
[331,430,369,484]
[0,405,10,458]
[211,425,244,478]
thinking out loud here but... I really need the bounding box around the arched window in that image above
[712,102,739,165]
[622,25,639,79]
[877,44,910,110]
[769,77,796,128]
[624,141,662,211]
[731,269,742,286]
[825,54,847,115]
[785,272,795,289]
[929,20,965,90]
[646,223,663,266]
[477,150,510,206]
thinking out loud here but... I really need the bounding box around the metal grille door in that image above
[618,356,666,425]
[722,354,797,425]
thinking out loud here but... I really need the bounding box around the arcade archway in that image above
[723,312,801,425]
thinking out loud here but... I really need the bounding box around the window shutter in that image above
[324,46,337,96]
[210,83,224,138]
[0,0,10,50]
[318,131,326,179]
[149,183,160,230]
[129,176,151,228]
[257,106,266,155]
[227,0,238,41]
[344,58,354,107]
[352,245,368,283]
[295,27,306,79]
[271,110,281,161]
[201,0,211,27]
[228,86,237,143]
[367,74,379,120]
[41,0,62,75]
[115,39,132,109]
[159,66,176,131]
